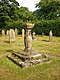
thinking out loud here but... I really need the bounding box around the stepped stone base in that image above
[7,50,51,68]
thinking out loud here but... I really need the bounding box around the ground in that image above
[0,35,60,80]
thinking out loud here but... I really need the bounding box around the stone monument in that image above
[22,29,24,44]
[49,30,52,42]
[42,32,44,37]
[7,23,51,68]
[6,30,9,36]
[2,30,5,36]
[9,29,16,43]
[32,32,36,40]
[15,28,18,36]
[24,23,33,52]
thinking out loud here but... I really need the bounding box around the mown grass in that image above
[0,35,60,80]
[32,36,60,56]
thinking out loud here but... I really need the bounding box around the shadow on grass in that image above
[42,40,49,42]
[4,41,10,43]
[5,50,13,53]
[6,50,23,68]
[7,56,23,68]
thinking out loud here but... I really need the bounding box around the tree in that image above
[0,0,20,29]
[18,6,35,22]
[34,0,60,20]
[0,0,35,30]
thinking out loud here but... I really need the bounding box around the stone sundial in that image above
[24,23,34,53]
[7,23,51,68]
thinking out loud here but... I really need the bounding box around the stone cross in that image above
[15,28,18,36]
[49,30,52,42]
[24,23,34,52]
[2,30,5,36]
[9,29,16,43]
[22,29,24,44]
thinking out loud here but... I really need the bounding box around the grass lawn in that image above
[0,35,60,80]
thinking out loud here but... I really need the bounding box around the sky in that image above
[16,0,40,11]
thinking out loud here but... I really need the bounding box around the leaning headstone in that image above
[22,29,24,44]
[32,32,36,40]
[2,30,5,36]
[6,30,9,36]
[9,29,16,43]
[49,30,52,42]
[15,28,18,36]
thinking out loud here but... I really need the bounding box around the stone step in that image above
[7,54,23,67]
[7,54,50,68]
[7,54,34,67]
[12,52,31,61]
[12,51,42,61]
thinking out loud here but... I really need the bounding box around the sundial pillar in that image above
[24,23,34,52]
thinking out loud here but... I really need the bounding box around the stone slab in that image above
[7,54,50,68]
[12,51,42,61]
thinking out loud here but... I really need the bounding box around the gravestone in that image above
[42,32,44,37]
[32,32,36,40]
[15,28,18,36]
[6,30,9,36]
[2,30,5,36]
[9,29,16,43]
[49,30,52,42]
[22,29,24,44]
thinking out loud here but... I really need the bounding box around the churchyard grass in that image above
[0,35,60,80]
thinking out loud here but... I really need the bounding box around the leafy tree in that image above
[0,0,20,29]
[18,6,35,22]
[0,0,35,30]
[34,0,60,20]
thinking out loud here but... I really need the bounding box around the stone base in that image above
[7,50,51,68]
[9,39,16,43]
[12,50,43,61]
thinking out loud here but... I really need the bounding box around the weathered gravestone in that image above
[15,28,18,36]
[42,32,44,37]
[2,30,5,36]
[32,32,36,40]
[22,29,24,44]
[9,29,16,43]
[7,23,51,68]
[49,30,52,42]
[6,30,9,36]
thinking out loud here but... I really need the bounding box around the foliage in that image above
[0,0,19,29]
[32,0,60,36]
[0,0,34,31]
[0,0,60,36]
[18,6,33,22]
[34,0,60,20]
[33,19,60,36]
